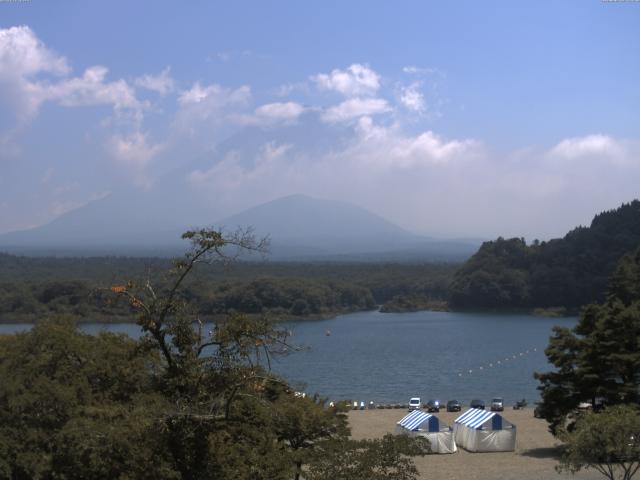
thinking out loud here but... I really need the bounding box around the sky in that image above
[0,0,639,240]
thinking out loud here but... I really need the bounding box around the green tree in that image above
[535,248,640,434]
[306,434,430,480]
[271,395,349,480]
[0,228,430,479]
[0,318,175,479]
[451,200,640,310]
[557,405,640,480]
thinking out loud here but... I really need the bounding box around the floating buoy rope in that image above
[455,346,541,377]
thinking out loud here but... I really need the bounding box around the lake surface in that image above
[0,310,576,406]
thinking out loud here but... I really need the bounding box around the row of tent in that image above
[395,408,516,454]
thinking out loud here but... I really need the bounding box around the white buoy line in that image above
[456,347,539,377]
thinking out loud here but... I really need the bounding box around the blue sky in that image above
[1,0,639,238]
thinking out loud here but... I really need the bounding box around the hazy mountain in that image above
[219,194,411,248]
[0,186,202,251]
[0,192,479,260]
[0,114,483,259]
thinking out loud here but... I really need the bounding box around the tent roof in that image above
[397,410,435,431]
[454,408,499,429]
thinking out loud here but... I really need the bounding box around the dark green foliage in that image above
[379,294,448,313]
[306,434,430,480]
[271,395,350,480]
[0,318,174,479]
[0,253,456,322]
[557,405,640,480]
[535,248,640,435]
[202,277,375,316]
[450,201,640,310]
[0,228,429,478]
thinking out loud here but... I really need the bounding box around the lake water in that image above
[0,310,576,406]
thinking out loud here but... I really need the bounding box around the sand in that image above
[347,408,603,480]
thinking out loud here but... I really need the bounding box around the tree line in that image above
[0,254,455,322]
[450,200,640,310]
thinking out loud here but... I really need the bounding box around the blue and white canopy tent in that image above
[396,410,457,454]
[453,408,516,452]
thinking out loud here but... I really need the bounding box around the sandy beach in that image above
[348,408,602,480]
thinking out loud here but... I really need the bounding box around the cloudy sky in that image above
[1,0,639,239]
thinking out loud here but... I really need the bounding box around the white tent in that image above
[396,410,457,454]
[453,408,516,452]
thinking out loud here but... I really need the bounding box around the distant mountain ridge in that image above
[0,113,481,261]
[0,193,479,261]
[449,200,640,310]
[220,194,415,240]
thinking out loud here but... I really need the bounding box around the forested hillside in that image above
[0,255,455,322]
[449,200,640,310]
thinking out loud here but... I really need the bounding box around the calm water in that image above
[0,310,576,405]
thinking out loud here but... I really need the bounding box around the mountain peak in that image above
[0,193,478,260]
[219,195,414,241]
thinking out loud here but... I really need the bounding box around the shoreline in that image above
[0,310,367,325]
[0,305,580,325]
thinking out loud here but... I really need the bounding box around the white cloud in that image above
[173,83,252,141]
[256,102,305,121]
[179,82,216,105]
[41,66,140,110]
[235,101,306,126]
[312,64,381,97]
[189,141,292,186]
[0,26,156,185]
[107,131,164,188]
[135,66,174,95]
[0,26,69,122]
[398,82,425,113]
[178,82,250,109]
[549,134,623,159]
[391,131,476,164]
[158,99,640,240]
[0,26,143,131]
[321,97,391,123]
[188,118,480,197]
[0,26,171,200]
[0,25,69,77]
[3,31,637,240]
[350,116,480,168]
[402,66,421,74]
[261,141,293,163]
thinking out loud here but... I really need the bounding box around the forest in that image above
[449,200,640,311]
[0,254,456,323]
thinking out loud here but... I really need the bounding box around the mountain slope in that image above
[217,194,422,254]
[449,200,640,310]
[0,193,477,260]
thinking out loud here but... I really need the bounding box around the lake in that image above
[0,310,576,406]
